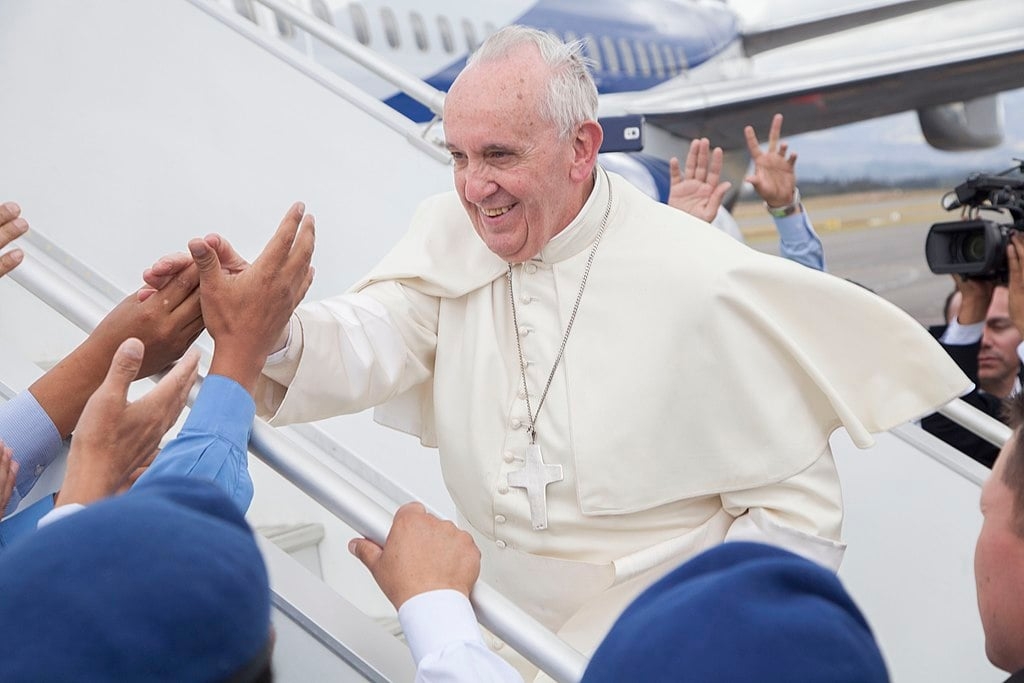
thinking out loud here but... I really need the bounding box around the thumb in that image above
[348,538,384,571]
[188,237,222,281]
[104,338,146,394]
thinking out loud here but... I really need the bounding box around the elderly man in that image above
[149,26,966,675]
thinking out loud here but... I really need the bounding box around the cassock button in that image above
[519,326,531,336]
[498,485,509,495]
[490,637,505,651]
[521,295,534,305]
[511,418,522,429]
[495,540,507,549]
[503,451,515,463]
[524,263,538,275]
[495,514,506,524]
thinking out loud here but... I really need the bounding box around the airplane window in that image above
[232,0,256,23]
[583,34,602,72]
[311,0,333,26]
[438,16,455,54]
[649,42,664,78]
[618,38,636,76]
[634,40,650,77]
[663,45,677,76]
[348,4,371,45]
[462,19,478,52]
[600,36,619,74]
[676,46,689,71]
[381,7,400,48]
[410,12,428,51]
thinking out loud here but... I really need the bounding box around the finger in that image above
[282,213,316,282]
[205,233,250,272]
[669,157,682,185]
[767,113,783,151]
[683,139,700,179]
[147,263,200,312]
[695,138,710,179]
[104,338,148,397]
[710,181,733,208]
[0,248,24,277]
[743,125,761,158]
[188,237,224,291]
[0,214,28,249]
[348,537,384,571]
[142,252,194,291]
[787,151,798,167]
[778,143,789,158]
[0,201,21,227]
[259,202,306,266]
[706,147,725,186]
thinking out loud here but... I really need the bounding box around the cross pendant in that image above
[507,443,563,531]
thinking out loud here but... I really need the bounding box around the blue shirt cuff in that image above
[0,391,62,509]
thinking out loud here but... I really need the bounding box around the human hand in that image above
[953,273,995,325]
[0,201,28,278]
[744,113,798,208]
[191,202,314,393]
[1006,234,1024,336]
[56,339,199,507]
[667,138,732,223]
[139,237,250,302]
[348,502,481,610]
[0,441,19,518]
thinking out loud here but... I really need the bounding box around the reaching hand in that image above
[191,202,315,393]
[744,113,798,208]
[0,201,27,278]
[56,339,200,507]
[668,138,732,223]
[0,441,19,518]
[953,273,995,325]
[139,237,250,302]
[349,502,481,610]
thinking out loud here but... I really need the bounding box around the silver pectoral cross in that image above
[507,443,563,531]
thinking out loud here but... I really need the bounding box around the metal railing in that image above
[7,228,588,682]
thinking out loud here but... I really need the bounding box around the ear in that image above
[569,120,603,183]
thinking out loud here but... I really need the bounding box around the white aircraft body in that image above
[236,0,1024,198]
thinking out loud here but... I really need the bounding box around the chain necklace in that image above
[507,175,614,445]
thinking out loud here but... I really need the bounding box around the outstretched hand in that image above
[0,201,27,278]
[668,138,732,223]
[192,202,315,393]
[349,502,481,610]
[56,339,200,507]
[744,113,798,207]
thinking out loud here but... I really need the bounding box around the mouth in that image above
[479,204,515,218]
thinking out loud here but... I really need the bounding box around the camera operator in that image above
[922,235,1024,467]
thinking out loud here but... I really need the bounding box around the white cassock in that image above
[257,169,969,677]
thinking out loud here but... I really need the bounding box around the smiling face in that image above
[443,44,601,263]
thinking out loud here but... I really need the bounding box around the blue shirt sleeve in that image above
[774,210,825,272]
[136,375,256,514]
[0,390,63,513]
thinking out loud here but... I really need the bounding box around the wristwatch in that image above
[765,187,801,218]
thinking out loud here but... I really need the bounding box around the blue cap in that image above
[582,542,889,683]
[0,476,272,682]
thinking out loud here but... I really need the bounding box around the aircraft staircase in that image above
[0,1,1009,680]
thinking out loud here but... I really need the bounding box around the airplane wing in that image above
[599,1,1024,152]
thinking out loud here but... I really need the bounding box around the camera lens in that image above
[960,232,987,263]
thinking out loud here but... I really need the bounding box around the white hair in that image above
[464,25,598,139]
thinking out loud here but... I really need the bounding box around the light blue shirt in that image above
[0,390,63,516]
[774,210,825,272]
[38,374,256,532]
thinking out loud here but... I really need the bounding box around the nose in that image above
[460,161,496,204]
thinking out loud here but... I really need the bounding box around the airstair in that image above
[0,1,1008,680]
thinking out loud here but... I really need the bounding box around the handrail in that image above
[185,0,450,162]
[249,0,446,117]
[936,397,1011,447]
[6,234,589,683]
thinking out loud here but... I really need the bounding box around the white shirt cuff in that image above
[399,589,485,666]
[37,502,85,529]
[941,318,983,345]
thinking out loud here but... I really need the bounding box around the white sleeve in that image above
[941,318,984,345]
[399,590,523,683]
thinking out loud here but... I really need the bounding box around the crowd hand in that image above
[0,441,19,518]
[56,339,199,507]
[191,201,315,393]
[0,201,28,278]
[953,273,995,325]
[349,502,481,610]
[667,138,732,223]
[1006,234,1024,336]
[744,113,798,207]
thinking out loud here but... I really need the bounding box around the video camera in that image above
[925,161,1024,281]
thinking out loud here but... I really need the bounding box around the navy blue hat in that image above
[582,542,889,683]
[0,476,272,682]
